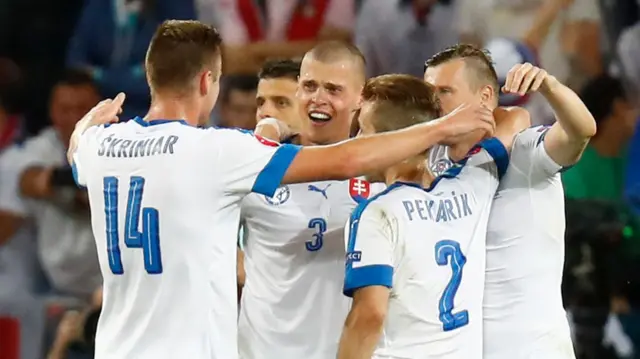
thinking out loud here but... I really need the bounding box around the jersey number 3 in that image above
[434,240,469,331]
[103,176,163,275]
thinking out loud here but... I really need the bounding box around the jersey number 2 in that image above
[434,239,469,331]
[103,176,163,275]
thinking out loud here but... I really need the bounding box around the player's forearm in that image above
[67,118,92,165]
[337,310,384,359]
[541,77,596,139]
[540,77,597,165]
[284,121,446,183]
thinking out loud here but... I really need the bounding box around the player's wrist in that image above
[539,75,560,96]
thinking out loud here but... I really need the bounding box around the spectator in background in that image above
[255,59,301,130]
[0,70,102,298]
[456,0,603,90]
[66,0,193,121]
[204,0,354,74]
[355,0,458,78]
[563,75,636,201]
[218,74,259,130]
[0,57,24,150]
[0,147,43,359]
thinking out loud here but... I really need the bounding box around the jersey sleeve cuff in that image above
[535,129,565,174]
[71,153,87,188]
[251,144,301,197]
[343,264,393,297]
[478,137,510,179]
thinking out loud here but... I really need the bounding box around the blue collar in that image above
[132,117,190,127]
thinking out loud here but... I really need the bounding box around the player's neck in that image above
[298,131,349,146]
[144,95,201,127]
[384,158,434,188]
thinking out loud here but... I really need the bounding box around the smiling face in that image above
[296,55,363,145]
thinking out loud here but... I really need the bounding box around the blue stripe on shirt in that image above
[251,144,301,197]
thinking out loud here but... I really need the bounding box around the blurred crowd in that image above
[1,0,640,358]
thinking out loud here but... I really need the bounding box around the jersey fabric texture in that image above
[238,178,384,359]
[72,117,300,359]
[344,138,508,359]
[483,126,575,359]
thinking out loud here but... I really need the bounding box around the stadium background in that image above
[0,0,639,358]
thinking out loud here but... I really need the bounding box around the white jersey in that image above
[344,138,508,359]
[483,126,575,359]
[238,178,384,359]
[72,117,300,359]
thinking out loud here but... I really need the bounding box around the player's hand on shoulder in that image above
[502,63,558,96]
[436,103,496,146]
[81,92,126,128]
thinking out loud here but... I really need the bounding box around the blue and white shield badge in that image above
[265,186,291,206]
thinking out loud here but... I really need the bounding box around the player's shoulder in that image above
[351,182,417,221]
[513,125,551,147]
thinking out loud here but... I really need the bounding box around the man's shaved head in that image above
[297,41,368,145]
[304,41,366,83]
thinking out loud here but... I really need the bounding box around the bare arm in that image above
[503,63,596,167]
[0,211,24,245]
[67,94,125,165]
[337,286,389,359]
[539,76,596,166]
[20,166,54,199]
[281,105,495,184]
[522,0,567,51]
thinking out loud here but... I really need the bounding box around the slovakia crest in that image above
[349,178,370,203]
[255,134,279,147]
[265,186,290,205]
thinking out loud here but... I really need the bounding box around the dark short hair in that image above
[580,75,626,125]
[57,68,96,88]
[258,59,301,82]
[221,74,259,104]
[361,74,442,133]
[146,20,223,93]
[425,43,499,97]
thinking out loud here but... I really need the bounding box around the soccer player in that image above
[337,74,516,359]
[424,44,597,358]
[67,22,496,359]
[238,43,385,359]
[255,58,302,130]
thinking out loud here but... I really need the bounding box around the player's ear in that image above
[480,85,494,105]
[199,70,211,96]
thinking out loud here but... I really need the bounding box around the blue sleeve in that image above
[477,137,510,179]
[71,162,81,188]
[343,197,394,297]
[251,144,301,197]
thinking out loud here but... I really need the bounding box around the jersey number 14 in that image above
[103,176,163,275]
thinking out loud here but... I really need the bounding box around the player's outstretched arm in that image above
[503,63,596,166]
[337,286,389,359]
[280,104,496,184]
[67,93,126,165]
